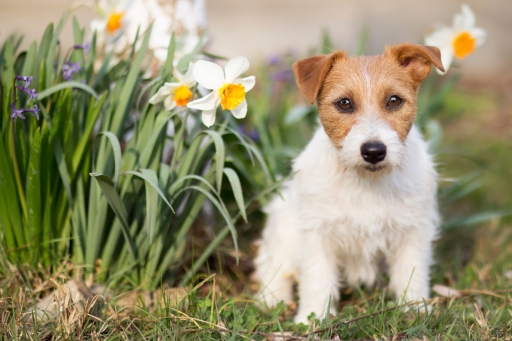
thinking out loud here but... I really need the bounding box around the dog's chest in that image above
[296,170,418,236]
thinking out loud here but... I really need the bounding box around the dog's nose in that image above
[360,142,386,164]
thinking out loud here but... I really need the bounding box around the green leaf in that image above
[36,81,98,100]
[141,169,158,244]
[163,32,176,79]
[124,170,174,213]
[223,168,247,222]
[175,183,238,258]
[109,23,153,136]
[1,40,14,86]
[443,210,512,229]
[201,130,225,193]
[90,172,139,260]
[71,93,107,174]
[25,128,42,257]
[284,105,313,126]
[94,131,122,188]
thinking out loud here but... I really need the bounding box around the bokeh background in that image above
[2,0,512,83]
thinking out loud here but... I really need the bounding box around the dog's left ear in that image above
[386,43,444,86]
[293,51,346,105]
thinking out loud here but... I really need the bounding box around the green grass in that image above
[1,219,511,340]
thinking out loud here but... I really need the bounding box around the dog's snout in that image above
[360,142,387,164]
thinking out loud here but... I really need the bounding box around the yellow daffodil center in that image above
[219,83,245,110]
[106,12,125,35]
[453,31,476,59]
[173,85,193,107]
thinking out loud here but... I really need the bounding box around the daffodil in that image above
[187,57,255,127]
[424,4,486,74]
[90,0,130,45]
[149,63,196,110]
[86,0,207,62]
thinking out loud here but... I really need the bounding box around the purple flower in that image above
[73,42,90,54]
[266,54,282,66]
[17,86,37,100]
[24,105,39,120]
[9,103,39,121]
[10,103,26,120]
[15,76,33,87]
[271,69,294,83]
[62,61,82,81]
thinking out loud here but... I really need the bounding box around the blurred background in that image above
[2,0,512,83]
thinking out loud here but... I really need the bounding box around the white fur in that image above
[254,119,439,324]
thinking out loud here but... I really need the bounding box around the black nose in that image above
[360,142,387,164]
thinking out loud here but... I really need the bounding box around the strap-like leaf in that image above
[37,81,98,100]
[223,168,247,222]
[90,172,138,260]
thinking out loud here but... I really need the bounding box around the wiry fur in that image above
[254,43,443,324]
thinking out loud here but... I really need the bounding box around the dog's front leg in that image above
[388,227,433,306]
[294,229,340,324]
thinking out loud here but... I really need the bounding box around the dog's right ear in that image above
[293,52,346,105]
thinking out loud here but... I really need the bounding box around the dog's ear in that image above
[386,43,444,86]
[293,52,346,105]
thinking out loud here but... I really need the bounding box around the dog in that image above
[254,43,444,324]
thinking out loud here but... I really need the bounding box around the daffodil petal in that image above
[173,69,185,82]
[187,91,219,111]
[193,60,224,90]
[438,45,454,74]
[225,56,250,83]
[231,99,247,119]
[234,76,256,92]
[149,86,171,104]
[202,108,217,127]
[459,4,476,30]
[425,28,453,48]
[164,96,176,111]
[180,62,196,86]
[469,27,487,47]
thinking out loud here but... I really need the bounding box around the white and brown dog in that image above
[254,43,444,324]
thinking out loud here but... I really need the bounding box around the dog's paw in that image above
[293,312,311,325]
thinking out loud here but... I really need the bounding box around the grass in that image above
[1,221,511,340]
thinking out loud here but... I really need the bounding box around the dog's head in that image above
[293,43,443,176]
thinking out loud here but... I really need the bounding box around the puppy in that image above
[254,43,444,324]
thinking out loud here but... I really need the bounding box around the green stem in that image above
[10,105,28,222]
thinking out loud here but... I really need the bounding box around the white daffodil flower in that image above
[90,0,132,45]
[149,63,196,110]
[86,0,207,61]
[424,4,486,74]
[186,57,256,127]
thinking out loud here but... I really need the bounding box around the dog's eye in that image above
[386,95,404,109]
[335,98,354,113]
